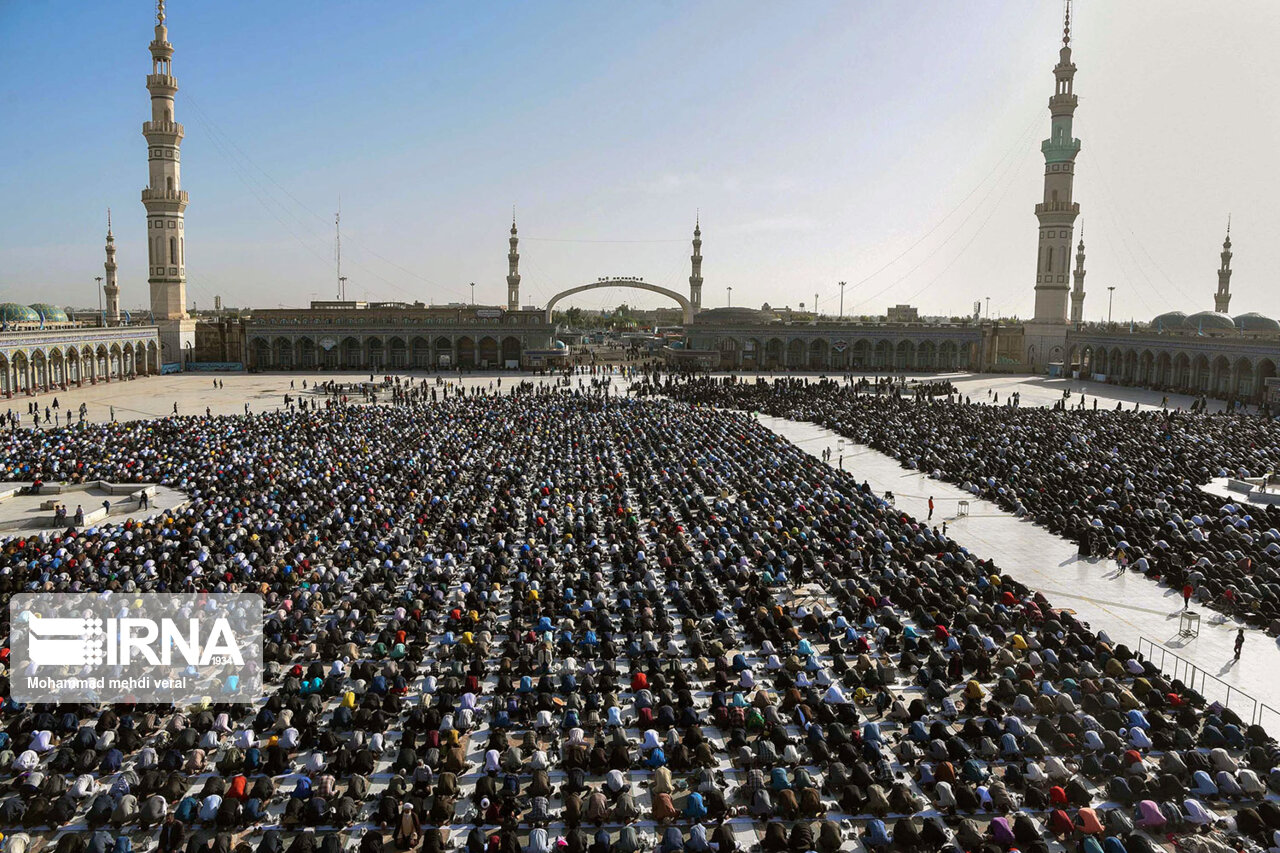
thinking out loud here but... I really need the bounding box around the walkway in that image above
[757,413,1280,718]
[0,480,189,539]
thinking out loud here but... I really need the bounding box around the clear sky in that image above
[1,1,1278,322]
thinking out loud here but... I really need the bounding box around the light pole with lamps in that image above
[727,286,732,307]
[339,276,347,301]
[470,282,476,306]
[95,276,104,325]
[838,281,846,318]
[985,297,990,319]
[1107,286,1116,323]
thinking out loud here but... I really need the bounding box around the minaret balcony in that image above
[146,73,178,92]
[1034,201,1080,216]
[143,120,185,140]
[1041,138,1081,161]
[141,188,189,206]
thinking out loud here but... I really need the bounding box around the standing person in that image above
[393,803,420,850]
[1182,583,1194,611]
[927,496,935,520]
[159,812,183,853]
[1234,628,1245,661]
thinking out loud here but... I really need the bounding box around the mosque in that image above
[0,214,161,397]
[4,2,1279,399]
[662,4,1280,402]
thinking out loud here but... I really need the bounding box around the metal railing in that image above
[1137,635,1280,727]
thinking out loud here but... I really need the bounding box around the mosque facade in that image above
[239,217,564,370]
[1060,226,1280,401]
[0,215,161,397]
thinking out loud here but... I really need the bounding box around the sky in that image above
[1,1,1279,322]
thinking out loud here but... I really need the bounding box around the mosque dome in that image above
[0,303,41,324]
[1234,312,1280,333]
[693,307,778,325]
[1186,310,1238,333]
[1151,311,1188,332]
[29,303,69,324]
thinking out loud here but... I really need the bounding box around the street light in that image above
[95,276,104,325]
[727,286,732,307]
[839,281,846,318]
[470,282,476,306]
[339,276,347,301]
[985,296,990,319]
[1107,286,1116,323]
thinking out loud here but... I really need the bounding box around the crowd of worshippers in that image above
[640,374,1280,630]
[6,394,1280,853]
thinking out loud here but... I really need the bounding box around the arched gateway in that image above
[545,278,695,324]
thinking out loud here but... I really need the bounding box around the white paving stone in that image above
[757,412,1280,728]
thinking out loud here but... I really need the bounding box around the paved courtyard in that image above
[0,367,1235,428]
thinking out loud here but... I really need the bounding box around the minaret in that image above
[1069,222,1086,326]
[1032,1,1081,325]
[142,0,188,321]
[506,211,521,312]
[689,216,703,313]
[104,210,121,324]
[1215,217,1233,313]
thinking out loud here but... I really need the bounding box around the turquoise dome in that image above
[1151,311,1188,332]
[0,303,41,324]
[29,303,69,323]
[1187,310,1238,333]
[1234,312,1280,333]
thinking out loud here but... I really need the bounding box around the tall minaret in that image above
[104,210,121,324]
[142,0,188,321]
[506,211,521,312]
[1031,1,1081,325]
[1069,223,1086,326]
[1215,217,1233,313]
[689,216,703,313]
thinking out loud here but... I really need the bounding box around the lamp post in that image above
[470,282,476,306]
[339,276,347,301]
[985,297,990,319]
[839,281,846,318]
[1107,286,1116,323]
[95,276,104,325]
[727,286,732,307]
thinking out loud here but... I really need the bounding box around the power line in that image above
[1082,147,1201,309]
[818,111,1042,308]
[850,118,1039,312]
[892,145,1036,310]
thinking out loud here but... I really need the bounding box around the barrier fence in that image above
[1137,635,1280,728]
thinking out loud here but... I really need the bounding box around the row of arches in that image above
[248,335,525,371]
[1,340,160,397]
[1068,345,1278,401]
[713,336,978,371]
